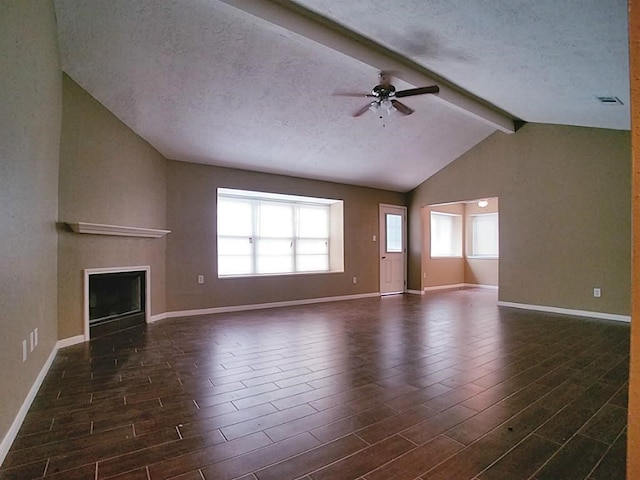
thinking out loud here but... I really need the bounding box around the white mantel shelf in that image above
[67,222,170,238]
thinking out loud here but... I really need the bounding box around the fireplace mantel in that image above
[68,222,170,238]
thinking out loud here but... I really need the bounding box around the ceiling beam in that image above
[219,0,516,133]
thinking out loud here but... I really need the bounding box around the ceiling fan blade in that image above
[332,91,375,97]
[353,102,375,117]
[395,85,440,98]
[391,100,414,116]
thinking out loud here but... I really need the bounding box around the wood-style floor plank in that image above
[531,433,609,480]
[0,289,630,480]
[478,433,558,480]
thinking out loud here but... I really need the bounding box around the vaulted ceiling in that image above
[53,0,630,192]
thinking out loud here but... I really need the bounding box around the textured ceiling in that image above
[53,0,630,192]
[295,0,630,130]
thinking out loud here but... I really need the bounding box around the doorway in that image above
[379,204,407,294]
[422,198,499,290]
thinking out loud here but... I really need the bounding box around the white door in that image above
[379,204,407,295]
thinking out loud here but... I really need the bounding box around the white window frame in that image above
[468,212,499,259]
[217,188,344,277]
[430,211,463,258]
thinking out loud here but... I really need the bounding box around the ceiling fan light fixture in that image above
[380,99,395,115]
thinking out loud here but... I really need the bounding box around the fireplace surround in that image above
[83,266,151,339]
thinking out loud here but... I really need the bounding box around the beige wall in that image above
[628,0,639,476]
[464,258,499,286]
[409,123,631,315]
[0,0,61,449]
[166,161,406,311]
[57,76,167,339]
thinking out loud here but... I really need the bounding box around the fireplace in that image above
[84,266,150,339]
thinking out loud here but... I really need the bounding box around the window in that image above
[385,213,403,253]
[430,211,462,257]
[217,188,344,276]
[470,213,499,257]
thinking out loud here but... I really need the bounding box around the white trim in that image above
[423,283,467,292]
[149,312,169,323]
[67,222,170,238]
[84,266,151,340]
[406,289,425,295]
[497,301,631,323]
[219,270,345,280]
[0,347,56,464]
[465,283,499,290]
[56,335,85,349]
[423,283,498,292]
[163,293,380,319]
[0,332,108,465]
[218,187,340,205]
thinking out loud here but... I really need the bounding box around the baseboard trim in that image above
[497,301,631,323]
[0,333,102,465]
[149,312,168,323]
[466,283,499,290]
[423,283,467,292]
[56,335,85,349]
[406,289,425,295]
[163,292,381,320]
[0,343,58,465]
[423,283,498,292]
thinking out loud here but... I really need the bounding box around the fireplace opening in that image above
[89,270,146,338]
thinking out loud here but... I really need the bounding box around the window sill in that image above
[219,270,344,279]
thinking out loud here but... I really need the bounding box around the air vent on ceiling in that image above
[596,96,624,105]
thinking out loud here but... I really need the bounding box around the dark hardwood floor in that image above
[0,288,630,480]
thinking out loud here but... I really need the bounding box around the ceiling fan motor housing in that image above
[372,84,396,99]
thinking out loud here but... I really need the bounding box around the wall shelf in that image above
[67,222,170,238]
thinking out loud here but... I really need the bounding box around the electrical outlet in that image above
[372,235,376,242]
[593,287,601,298]
[352,276,357,284]
[197,275,204,284]
[22,340,27,362]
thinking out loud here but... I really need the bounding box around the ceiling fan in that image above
[336,72,440,117]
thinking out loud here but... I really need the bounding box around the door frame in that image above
[379,204,407,294]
